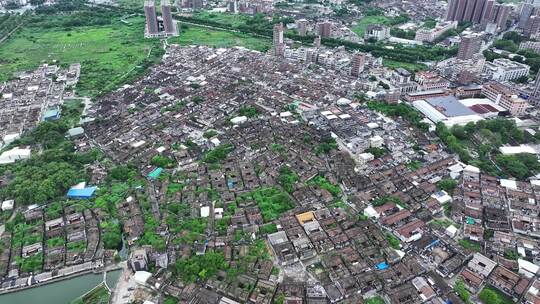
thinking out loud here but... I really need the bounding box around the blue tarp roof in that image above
[148,167,163,180]
[67,186,97,199]
[43,109,60,121]
[426,239,440,249]
[376,262,389,270]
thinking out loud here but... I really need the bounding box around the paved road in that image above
[0,211,18,237]
[110,262,136,304]
[0,23,23,45]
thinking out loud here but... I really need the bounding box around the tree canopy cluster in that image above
[365,147,388,159]
[485,32,540,74]
[0,102,99,205]
[454,279,470,302]
[175,12,457,65]
[366,101,430,131]
[435,119,540,179]
[309,176,341,197]
[151,155,176,168]
[174,252,228,283]
[203,144,234,164]
[437,178,457,193]
[372,196,402,207]
[315,137,338,155]
[479,286,513,304]
[495,153,540,180]
[28,0,120,29]
[237,106,260,118]
[239,187,294,222]
[277,166,299,193]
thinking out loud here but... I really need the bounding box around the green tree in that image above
[108,165,136,182]
[203,144,234,163]
[237,106,259,118]
[151,155,175,168]
[277,166,299,193]
[163,296,179,304]
[454,279,470,302]
[437,178,457,193]
[174,252,228,283]
[495,153,540,180]
[479,288,500,304]
[365,147,387,158]
[502,31,524,44]
[493,39,518,52]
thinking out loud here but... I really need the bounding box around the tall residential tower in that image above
[144,0,179,38]
[273,23,285,56]
[161,0,175,34]
[350,53,366,77]
[457,33,482,60]
[144,0,159,37]
[445,0,510,31]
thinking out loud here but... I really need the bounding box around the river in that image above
[0,270,121,304]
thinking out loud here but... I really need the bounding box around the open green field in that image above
[383,59,428,72]
[71,283,110,304]
[174,24,271,52]
[0,14,270,96]
[0,16,161,96]
[479,285,514,304]
[352,16,391,36]
[193,11,251,27]
[365,296,385,304]
[114,0,145,8]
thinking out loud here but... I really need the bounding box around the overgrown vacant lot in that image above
[192,11,252,27]
[0,16,161,96]
[352,15,391,35]
[0,15,270,96]
[175,25,271,52]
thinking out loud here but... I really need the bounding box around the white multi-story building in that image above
[519,41,540,54]
[415,21,458,43]
[364,25,390,41]
[415,71,450,91]
[483,58,530,82]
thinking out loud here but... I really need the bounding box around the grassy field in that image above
[71,283,110,304]
[0,15,271,96]
[459,239,481,252]
[115,0,145,8]
[192,11,251,27]
[0,16,161,96]
[365,296,385,304]
[352,16,391,36]
[479,285,514,304]
[174,24,271,52]
[383,59,428,72]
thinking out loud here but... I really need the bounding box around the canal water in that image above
[0,269,121,304]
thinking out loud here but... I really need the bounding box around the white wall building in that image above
[415,21,458,42]
[483,58,530,82]
[0,147,31,165]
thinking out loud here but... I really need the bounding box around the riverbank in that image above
[0,262,121,296]
[0,268,122,304]
[71,281,111,304]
